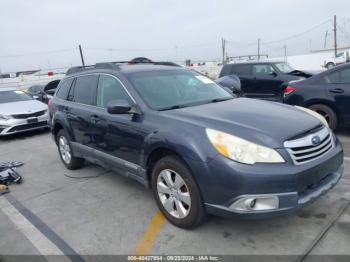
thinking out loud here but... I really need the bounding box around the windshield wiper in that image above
[158,104,189,111]
[210,97,233,103]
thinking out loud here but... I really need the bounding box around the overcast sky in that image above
[1,0,350,72]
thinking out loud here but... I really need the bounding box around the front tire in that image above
[151,155,206,229]
[326,62,335,70]
[308,104,338,130]
[56,129,85,170]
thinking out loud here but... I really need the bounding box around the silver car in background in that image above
[0,88,49,136]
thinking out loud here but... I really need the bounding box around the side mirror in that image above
[270,72,277,77]
[32,95,40,100]
[107,100,132,114]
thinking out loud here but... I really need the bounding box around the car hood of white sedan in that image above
[0,100,47,116]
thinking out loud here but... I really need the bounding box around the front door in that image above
[251,64,284,101]
[92,74,146,172]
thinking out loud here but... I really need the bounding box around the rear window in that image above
[73,75,99,105]
[56,78,73,100]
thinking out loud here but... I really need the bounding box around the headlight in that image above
[0,115,12,121]
[206,129,285,165]
[295,106,329,128]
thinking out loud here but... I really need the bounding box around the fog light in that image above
[249,198,256,209]
[230,195,279,212]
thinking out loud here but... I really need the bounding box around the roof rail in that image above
[66,62,124,75]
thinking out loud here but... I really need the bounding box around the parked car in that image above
[284,63,350,130]
[214,75,242,97]
[324,49,350,69]
[0,88,49,136]
[219,62,313,101]
[49,63,343,228]
[26,79,61,104]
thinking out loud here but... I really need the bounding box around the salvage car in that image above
[26,79,60,104]
[284,62,350,130]
[219,62,314,101]
[49,63,343,228]
[0,88,49,136]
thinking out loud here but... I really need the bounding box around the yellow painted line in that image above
[133,211,166,255]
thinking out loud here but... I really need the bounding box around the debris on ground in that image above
[0,161,24,186]
[0,184,9,195]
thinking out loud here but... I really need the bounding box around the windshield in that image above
[0,90,33,104]
[127,70,233,110]
[275,63,294,73]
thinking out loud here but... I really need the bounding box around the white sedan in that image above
[0,88,49,136]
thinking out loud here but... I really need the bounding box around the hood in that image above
[162,98,322,148]
[286,69,323,78]
[0,100,47,116]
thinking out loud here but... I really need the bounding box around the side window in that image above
[97,75,132,108]
[326,69,350,84]
[252,64,275,75]
[340,69,350,84]
[219,65,232,77]
[231,65,251,75]
[73,75,99,105]
[56,78,73,100]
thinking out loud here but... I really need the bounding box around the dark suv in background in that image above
[49,63,343,228]
[219,62,313,101]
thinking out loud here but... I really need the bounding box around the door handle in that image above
[329,88,344,94]
[90,115,102,124]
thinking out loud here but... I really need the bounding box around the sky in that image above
[1,0,350,72]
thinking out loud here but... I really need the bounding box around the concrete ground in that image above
[0,129,349,261]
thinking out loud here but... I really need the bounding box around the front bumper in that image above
[191,137,344,218]
[0,114,49,136]
[205,164,343,218]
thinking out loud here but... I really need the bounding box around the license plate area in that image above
[27,118,38,124]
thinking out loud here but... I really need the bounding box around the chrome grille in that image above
[11,110,46,119]
[284,127,334,165]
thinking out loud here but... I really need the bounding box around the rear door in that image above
[325,67,350,124]
[251,64,284,101]
[66,74,99,147]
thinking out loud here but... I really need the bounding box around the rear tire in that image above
[308,104,338,130]
[56,129,85,170]
[151,155,206,229]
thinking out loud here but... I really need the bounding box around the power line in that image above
[86,42,217,52]
[264,19,332,44]
[0,48,75,58]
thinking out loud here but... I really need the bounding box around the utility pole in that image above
[79,45,85,66]
[324,30,328,49]
[221,38,226,65]
[257,38,261,61]
[333,15,337,57]
[284,45,287,62]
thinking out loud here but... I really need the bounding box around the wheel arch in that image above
[145,146,190,187]
[303,99,341,121]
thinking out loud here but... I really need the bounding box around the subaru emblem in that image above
[311,136,321,145]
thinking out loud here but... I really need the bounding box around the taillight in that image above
[284,85,297,96]
[48,99,52,110]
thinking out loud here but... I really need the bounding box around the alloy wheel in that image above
[58,136,71,164]
[157,169,191,219]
